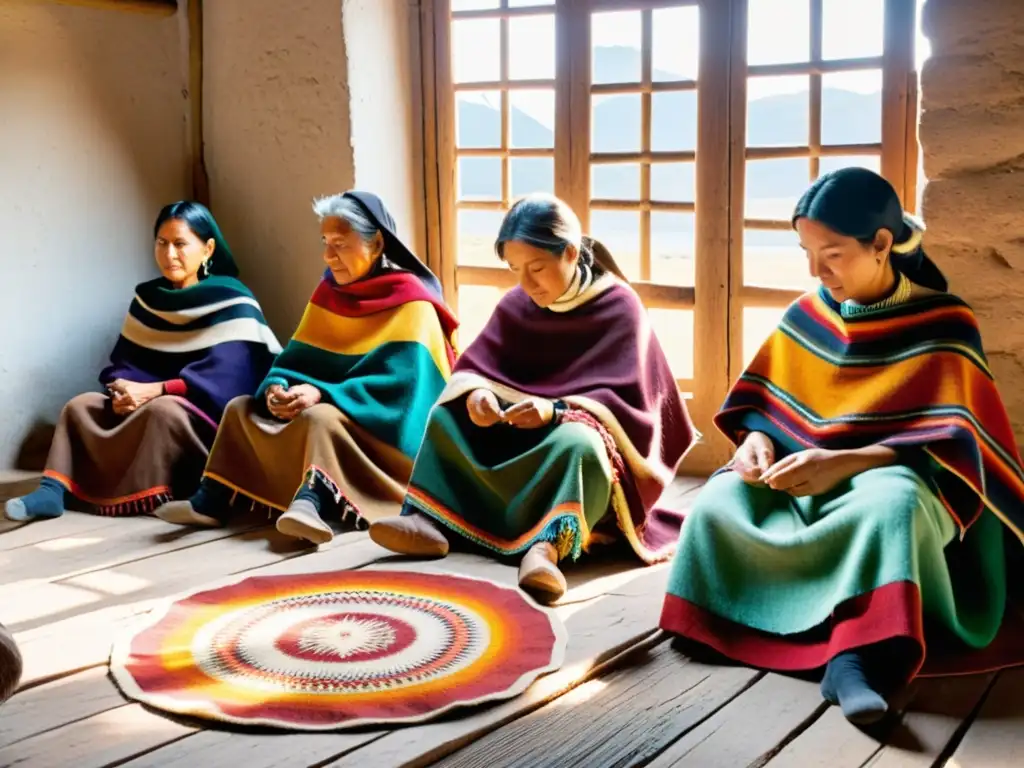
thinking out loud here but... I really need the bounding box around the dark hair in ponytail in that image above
[792,167,947,292]
[495,193,627,281]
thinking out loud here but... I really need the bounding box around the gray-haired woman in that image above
[155,191,458,545]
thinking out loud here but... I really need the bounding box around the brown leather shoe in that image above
[369,513,450,557]
[518,542,566,605]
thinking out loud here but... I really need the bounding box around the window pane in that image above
[458,157,501,201]
[511,157,554,198]
[747,76,809,147]
[822,70,882,146]
[452,19,500,83]
[457,91,501,149]
[457,283,506,349]
[745,158,809,220]
[648,309,694,380]
[458,209,504,267]
[818,155,881,178]
[592,94,641,153]
[743,307,787,368]
[651,91,698,152]
[592,11,641,85]
[591,164,640,201]
[652,6,699,82]
[651,213,695,287]
[509,15,555,80]
[452,0,498,10]
[743,228,817,292]
[509,0,555,7]
[589,210,641,281]
[748,0,809,66]
[651,163,695,203]
[510,90,555,149]
[823,0,883,60]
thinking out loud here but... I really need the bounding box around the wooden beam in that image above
[31,0,177,15]
[187,0,209,205]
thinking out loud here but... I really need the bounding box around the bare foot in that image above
[369,512,450,557]
[518,541,567,605]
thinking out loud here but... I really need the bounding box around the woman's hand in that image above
[266,383,321,421]
[730,431,775,484]
[108,379,163,416]
[466,389,504,428]
[759,448,866,497]
[501,397,555,429]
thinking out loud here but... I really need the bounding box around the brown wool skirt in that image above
[202,397,412,526]
[44,393,215,515]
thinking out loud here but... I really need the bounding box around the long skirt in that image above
[660,466,1024,682]
[44,393,215,516]
[202,396,412,526]
[403,402,615,562]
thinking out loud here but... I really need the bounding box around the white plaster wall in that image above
[0,1,188,468]
[342,0,427,258]
[203,0,357,337]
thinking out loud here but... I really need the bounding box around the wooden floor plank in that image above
[937,669,1022,768]
[3,525,298,633]
[0,515,260,587]
[13,533,388,686]
[646,673,827,768]
[320,564,670,768]
[435,641,761,768]
[0,702,196,768]
[862,674,994,768]
[0,668,125,749]
[0,511,127,554]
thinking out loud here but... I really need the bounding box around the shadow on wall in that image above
[201,0,357,336]
[0,1,189,469]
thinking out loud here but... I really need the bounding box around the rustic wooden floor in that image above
[1,475,1021,768]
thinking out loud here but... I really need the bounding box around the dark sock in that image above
[821,650,889,724]
[292,482,331,517]
[5,478,66,521]
[189,480,233,521]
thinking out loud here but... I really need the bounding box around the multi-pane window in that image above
[425,0,918,472]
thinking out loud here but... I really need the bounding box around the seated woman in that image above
[155,191,457,546]
[4,202,280,521]
[660,168,1024,725]
[370,194,696,604]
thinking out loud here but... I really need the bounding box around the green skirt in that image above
[403,402,613,561]
[660,466,1007,675]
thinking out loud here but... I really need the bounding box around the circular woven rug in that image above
[110,568,566,730]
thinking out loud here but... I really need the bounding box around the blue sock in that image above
[189,479,233,521]
[292,483,329,517]
[821,650,889,724]
[4,477,66,521]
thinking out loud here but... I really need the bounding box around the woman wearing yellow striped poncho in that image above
[660,169,1024,725]
[155,192,456,545]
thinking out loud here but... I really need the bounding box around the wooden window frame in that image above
[420,0,920,474]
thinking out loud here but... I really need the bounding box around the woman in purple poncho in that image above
[370,194,696,603]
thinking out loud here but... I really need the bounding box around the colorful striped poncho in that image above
[405,275,696,562]
[256,271,457,459]
[716,285,1024,541]
[101,276,281,425]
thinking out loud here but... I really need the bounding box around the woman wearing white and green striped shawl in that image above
[4,202,280,522]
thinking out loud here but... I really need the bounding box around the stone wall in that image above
[920,0,1024,447]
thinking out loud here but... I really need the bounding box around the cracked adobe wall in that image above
[920,0,1024,448]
